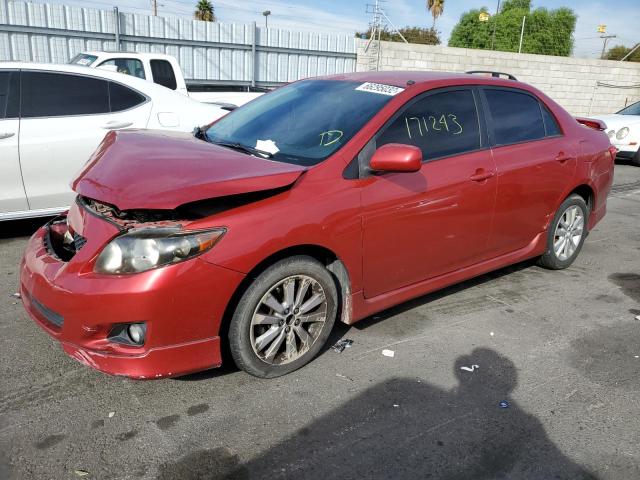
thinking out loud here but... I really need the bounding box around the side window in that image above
[484,89,545,145]
[0,71,19,119]
[541,105,562,136]
[0,72,9,119]
[98,58,145,79]
[150,60,177,90]
[377,89,481,161]
[109,82,146,112]
[21,72,110,118]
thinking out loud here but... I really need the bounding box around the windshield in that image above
[205,80,397,166]
[617,101,640,116]
[69,54,98,67]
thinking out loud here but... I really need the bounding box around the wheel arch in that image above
[218,244,353,357]
[568,184,595,211]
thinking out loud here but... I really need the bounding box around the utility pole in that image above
[600,35,616,59]
[518,15,526,53]
[151,0,157,16]
[490,0,500,50]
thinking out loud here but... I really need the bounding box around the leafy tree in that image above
[448,2,576,56]
[426,0,445,29]
[356,26,441,45]
[605,44,640,62]
[194,0,215,22]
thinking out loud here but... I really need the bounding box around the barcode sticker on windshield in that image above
[355,82,404,96]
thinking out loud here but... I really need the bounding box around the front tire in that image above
[228,256,338,378]
[538,194,589,270]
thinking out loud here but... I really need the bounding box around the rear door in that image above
[19,71,151,210]
[0,70,28,215]
[361,88,497,298]
[481,87,576,256]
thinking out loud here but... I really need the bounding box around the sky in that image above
[28,0,640,58]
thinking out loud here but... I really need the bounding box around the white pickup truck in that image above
[69,51,265,109]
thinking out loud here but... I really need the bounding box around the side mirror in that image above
[370,144,422,173]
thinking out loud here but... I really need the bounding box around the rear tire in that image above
[632,150,640,167]
[538,194,589,270]
[228,256,337,378]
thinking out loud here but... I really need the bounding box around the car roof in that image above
[81,51,176,61]
[0,61,171,92]
[321,70,525,89]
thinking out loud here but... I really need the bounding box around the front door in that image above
[361,88,497,299]
[0,70,28,215]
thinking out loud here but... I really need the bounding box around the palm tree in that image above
[426,0,445,29]
[194,0,215,22]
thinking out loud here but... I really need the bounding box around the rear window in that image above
[99,58,145,79]
[484,89,545,145]
[377,89,481,161]
[150,60,177,90]
[109,82,146,112]
[21,71,110,118]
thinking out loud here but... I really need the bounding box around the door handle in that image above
[555,152,573,163]
[469,170,495,182]
[101,121,133,130]
[0,132,15,140]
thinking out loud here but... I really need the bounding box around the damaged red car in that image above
[20,71,614,379]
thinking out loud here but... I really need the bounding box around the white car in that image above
[593,101,640,166]
[69,51,265,108]
[0,62,226,220]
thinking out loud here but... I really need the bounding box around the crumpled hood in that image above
[72,130,305,210]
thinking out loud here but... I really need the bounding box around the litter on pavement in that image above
[635,315,640,321]
[331,339,353,353]
[499,400,510,409]
[460,364,480,372]
[382,349,395,358]
[11,292,21,299]
[108,412,115,418]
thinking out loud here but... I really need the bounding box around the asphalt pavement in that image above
[1,162,639,480]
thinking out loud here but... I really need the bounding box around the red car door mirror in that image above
[370,144,423,173]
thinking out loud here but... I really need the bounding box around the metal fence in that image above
[0,0,357,87]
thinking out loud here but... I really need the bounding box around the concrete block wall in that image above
[356,40,640,117]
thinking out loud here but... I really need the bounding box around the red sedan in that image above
[20,71,614,378]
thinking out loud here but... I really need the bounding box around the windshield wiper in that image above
[212,141,274,159]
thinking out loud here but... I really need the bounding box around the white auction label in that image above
[355,82,405,96]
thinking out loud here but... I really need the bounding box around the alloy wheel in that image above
[553,205,584,261]
[250,275,328,365]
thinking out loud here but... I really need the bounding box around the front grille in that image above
[31,297,64,328]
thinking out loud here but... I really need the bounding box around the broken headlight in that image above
[95,227,225,274]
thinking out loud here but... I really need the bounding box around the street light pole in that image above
[263,10,271,28]
[518,15,526,53]
[152,0,157,16]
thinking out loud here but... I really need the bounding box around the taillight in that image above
[608,145,617,160]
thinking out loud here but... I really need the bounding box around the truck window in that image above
[150,60,177,90]
[68,54,98,66]
[99,58,145,79]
